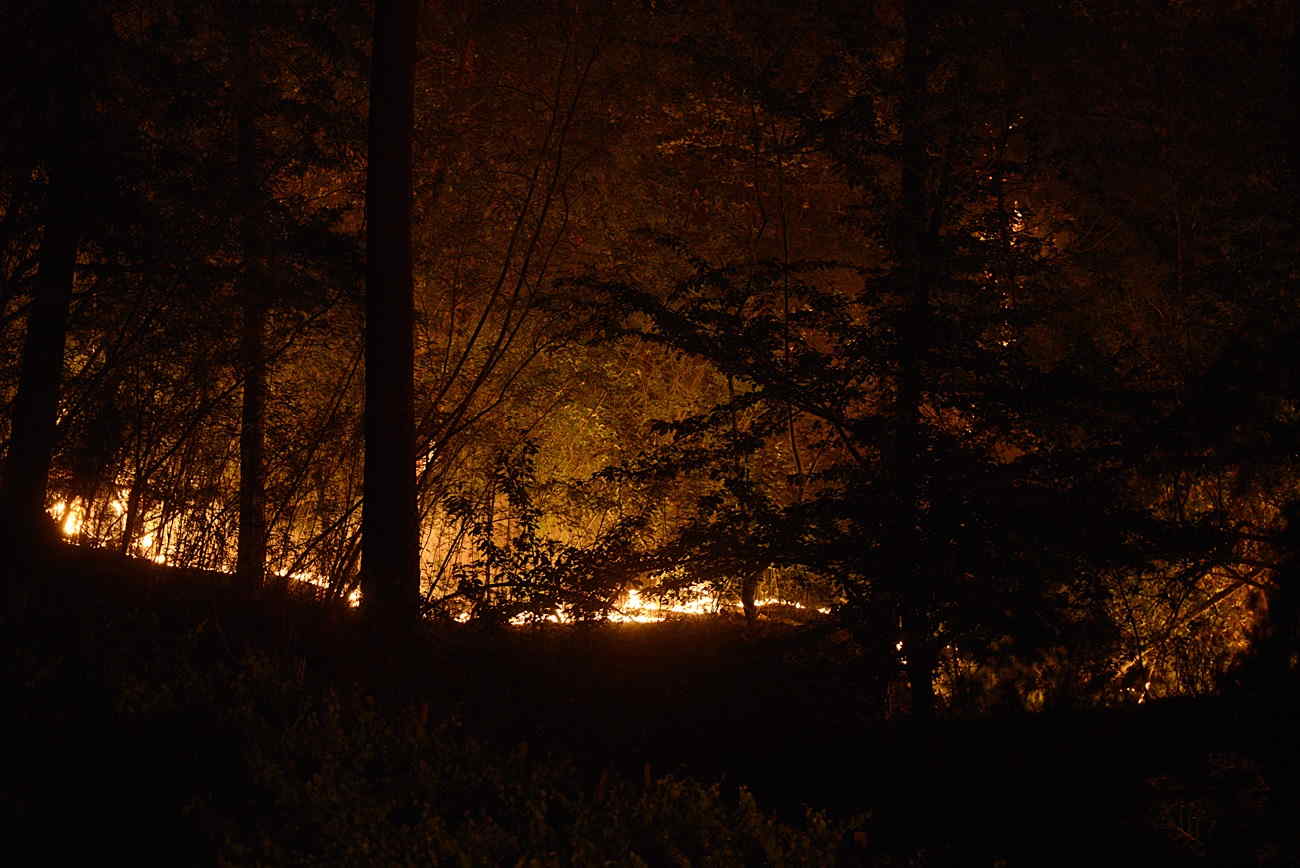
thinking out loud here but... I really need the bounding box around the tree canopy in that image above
[1,0,1295,715]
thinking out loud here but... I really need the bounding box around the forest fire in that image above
[51,499,82,537]
[287,570,362,607]
[3,1,1294,862]
[47,499,824,621]
[49,498,362,600]
[49,498,167,563]
[507,587,831,625]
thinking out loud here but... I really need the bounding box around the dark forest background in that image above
[1,0,1297,863]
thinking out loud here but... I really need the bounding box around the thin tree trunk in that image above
[361,0,421,627]
[119,464,145,555]
[237,298,267,587]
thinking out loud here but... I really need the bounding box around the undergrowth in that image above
[3,562,867,866]
[4,548,1296,866]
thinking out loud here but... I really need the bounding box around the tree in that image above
[578,0,1206,718]
[234,0,269,591]
[3,139,80,558]
[1,5,99,564]
[360,0,421,626]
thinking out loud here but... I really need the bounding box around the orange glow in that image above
[49,498,825,622]
[48,497,361,605]
[507,584,830,625]
[284,570,362,607]
[50,499,83,536]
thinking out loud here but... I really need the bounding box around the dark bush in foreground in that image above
[6,594,863,866]
[185,653,856,866]
[6,555,1295,866]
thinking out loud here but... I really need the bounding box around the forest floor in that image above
[3,543,1296,866]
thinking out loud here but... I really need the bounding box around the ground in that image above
[4,544,1296,865]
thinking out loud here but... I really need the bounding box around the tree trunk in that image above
[902,608,938,721]
[360,0,421,627]
[237,298,268,588]
[119,467,144,555]
[892,0,938,721]
[1257,502,1300,684]
[234,0,268,592]
[3,149,80,558]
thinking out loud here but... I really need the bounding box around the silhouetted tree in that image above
[2,6,100,562]
[360,0,421,626]
[234,0,269,591]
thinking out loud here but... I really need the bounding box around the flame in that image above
[48,497,362,606]
[50,500,84,536]
[282,570,362,607]
[506,584,830,625]
[47,498,829,624]
[49,496,130,538]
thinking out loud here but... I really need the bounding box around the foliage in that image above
[556,0,1297,711]
[437,440,644,623]
[2,0,1294,711]
[6,565,863,866]
[9,553,1297,866]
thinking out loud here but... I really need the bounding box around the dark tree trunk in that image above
[902,608,938,721]
[360,0,421,626]
[892,0,938,721]
[1256,502,1300,685]
[3,150,80,558]
[234,0,268,592]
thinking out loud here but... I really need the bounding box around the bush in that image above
[68,614,862,866]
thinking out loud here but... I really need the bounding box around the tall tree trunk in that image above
[3,148,80,559]
[893,0,938,722]
[361,0,421,626]
[234,0,268,592]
